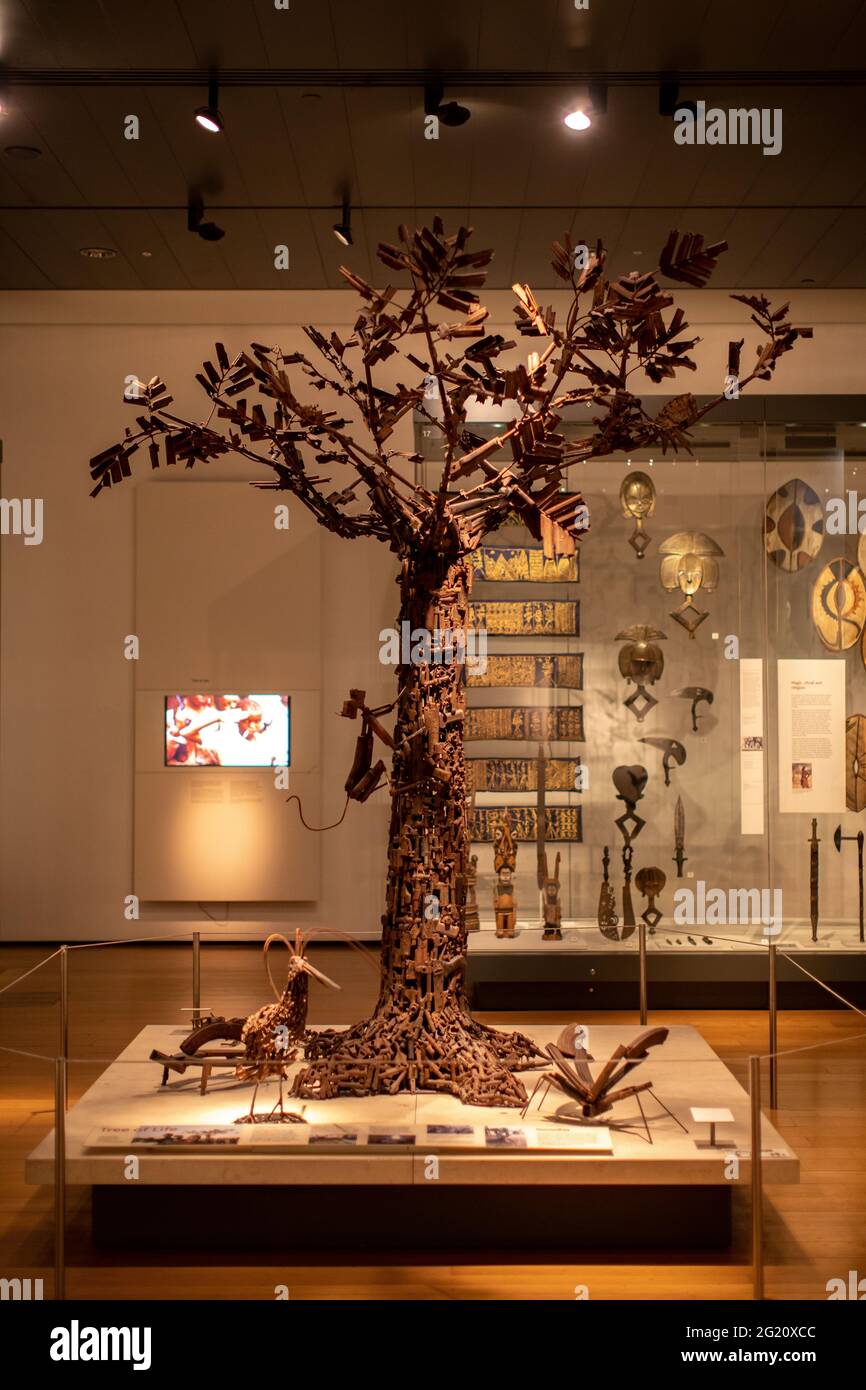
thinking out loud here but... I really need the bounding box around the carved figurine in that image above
[464,853,480,932]
[493,812,517,938]
[536,745,562,940]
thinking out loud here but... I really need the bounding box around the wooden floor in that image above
[2,941,865,1301]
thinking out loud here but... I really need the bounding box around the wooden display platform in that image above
[26,1023,798,1250]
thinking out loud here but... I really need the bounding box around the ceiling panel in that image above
[0,218,52,285]
[327,0,410,69]
[4,0,866,73]
[1,1,866,287]
[0,207,145,285]
[344,88,416,206]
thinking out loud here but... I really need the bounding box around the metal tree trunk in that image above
[295,550,541,1106]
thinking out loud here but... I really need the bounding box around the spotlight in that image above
[188,191,225,242]
[195,76,224,134]
[564,109,591,131]
[79,246,117,260]
[332,198,353,247]
[424,81,471,128]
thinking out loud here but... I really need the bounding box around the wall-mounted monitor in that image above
[164,694,290,768]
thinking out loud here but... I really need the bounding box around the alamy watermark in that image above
[49,1321,151,1370]
[379,621,487,674]
[826,1269,866,1299]
[0,497,43,545]
[1,1276,43,1299]
[825,491,866,534]
[674,101,782,157]
[673,880,782,938]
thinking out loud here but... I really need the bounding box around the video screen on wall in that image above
[164,694,290,768]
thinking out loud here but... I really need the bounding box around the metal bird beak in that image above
[300,958,342,990]
[834,825,843,853]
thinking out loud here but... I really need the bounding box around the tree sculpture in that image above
[88,221,808,1106]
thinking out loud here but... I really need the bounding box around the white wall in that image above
[0,287,859,941]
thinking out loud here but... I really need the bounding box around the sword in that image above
[808,817,820,942]
[673,795,687,878]
[536,744,548,894]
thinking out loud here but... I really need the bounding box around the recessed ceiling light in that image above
[141,250,153,258]
[80,246,116,259]
[5,145,41,159]
[800,277,816,285]
[564,109,591,131]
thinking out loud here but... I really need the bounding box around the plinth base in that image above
[92,1182,731,1250]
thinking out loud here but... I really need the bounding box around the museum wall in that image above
[0,287,858,941]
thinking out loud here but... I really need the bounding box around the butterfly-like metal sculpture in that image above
[521,1026,670,1120]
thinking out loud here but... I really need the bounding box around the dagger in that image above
[673,795,687,877]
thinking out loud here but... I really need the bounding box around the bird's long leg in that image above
[248,1079,259,1121]
[520,1074,550,1120]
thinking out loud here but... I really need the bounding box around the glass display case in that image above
[415,397,866,1006]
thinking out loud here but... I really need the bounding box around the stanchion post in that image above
[750,1055,764,1301]
[54,1056,67,1300]
[768,942,778,1108]
[638,922,648,1025]
[192,930,201,1028]
[59,944,69,1104]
